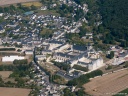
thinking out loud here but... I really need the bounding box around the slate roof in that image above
[0,26,3,30]
[49,40,63,44]
[73,45,87,51]
[55,52,75,59]
[77,61,89,65]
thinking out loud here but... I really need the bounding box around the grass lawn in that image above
[22,1,42,7]
[40,28,54,38]
[0,71,13,79]
[39,62,60,75]
[40,28,53,34]
[36,10,60,16]
[54,77,68,84]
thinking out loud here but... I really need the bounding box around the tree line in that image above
[0,4,38,14]
[0,48,15,51]
[67,69,103,86]
[97,0,128,47]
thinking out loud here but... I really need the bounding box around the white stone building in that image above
[2,56,25,62]
[70,50,104,71]
[35,55,46,61]
[88,58,104,71]
[25,50,33,55]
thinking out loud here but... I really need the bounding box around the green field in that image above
[22,1,42,7]
[36,10,60,16]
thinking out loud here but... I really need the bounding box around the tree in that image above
[53,61,70,71]
[9,5,16,11]
[31,5,37,10]
[79,23,88,38]
[107,51,114,59]
[17,3,22,7]
[13,59,28,65]
[0,7,3,13]
[73,65,88,72]
[17,49,22,52]
[63,88,76,96]
[123,61,128,68]
[40,0,45,3]
[76,89,86,96]
[98,0,128,46]
[105,65,112,70]
[4,7,10,12]
[67,70,103,86]
[43,59,46,62]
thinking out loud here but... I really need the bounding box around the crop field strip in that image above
[83,69,128,96]
[0,0,39,6]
